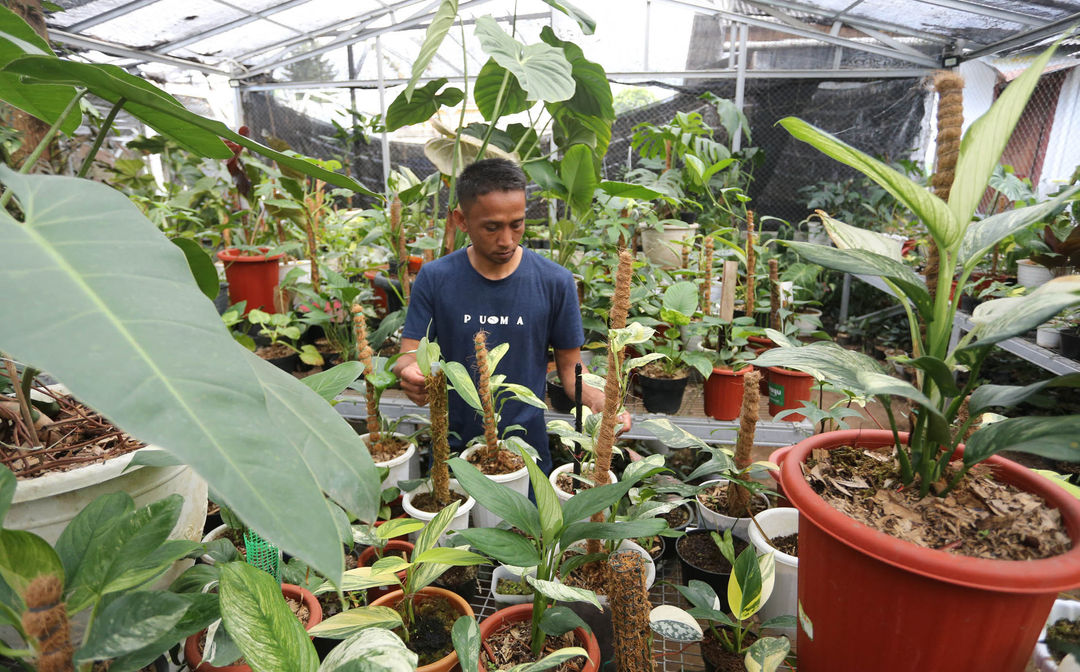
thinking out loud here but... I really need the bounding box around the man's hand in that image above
[396,360,428,406]
[615,410,632,436]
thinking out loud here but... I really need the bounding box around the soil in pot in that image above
[676,531,747,574]
[560,551,610,596]
[635,535,665,560]
[408,491,468,513]
[386,595,460,667]
[482,619,587,672]
[1046,617,1080,663]
[555,467,604,496]
[494,577,534,597]
[466,446,525,476]
[701,628,758,672]
[768,533,798,557]
[363,434,410,463]
[661,505,692,530]
[432,564,479,601]
[810,445,1070,559]
[697,483,768,518]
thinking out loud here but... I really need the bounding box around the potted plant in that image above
[689,314,759,421]
[753,46,1080,671]
[451,614,593,672]
[246,308,323,372]
[635,281,714,414]
[746,507,800,636]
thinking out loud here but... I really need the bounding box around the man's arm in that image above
[394,337,427,406]
[553,347,631,434]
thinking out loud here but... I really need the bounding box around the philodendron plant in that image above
[754,43,1080,498]
[448,446,667,660]
[451,615,588,672]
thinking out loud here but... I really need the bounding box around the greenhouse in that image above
[2,0,1080,670]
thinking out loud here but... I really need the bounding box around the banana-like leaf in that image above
[649,605,703,642]
[474,58,531,121]
[969,374,1080,415]
[306,607,403,640]
[0,169,378,584]
[447,458,542,539]
[0,6,81,136]
[780,117,957,247]
[744,636,791,672]
[949,43,1059,239]
[443,360,482,411]
[560,143,598,218]
[402,0,458,103]
[598,181,663,200]
[525,576,601,610]
[963,416,1080,467]
[474,16,574,103]
[967,276,1080,348]
[818,211,903,261]
[315,567,400,595]
[559,519,666,548]
[959,186,1080,269]
[319,628,417,672]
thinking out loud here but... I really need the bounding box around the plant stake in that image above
[769,258,781,332]
[609,550,654,672]
[745,211,756,317]
[353,305,379,443]
[726,369,761,516]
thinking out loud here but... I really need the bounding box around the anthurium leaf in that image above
[300,362,365,403]
[76,591,188,661]
[320,628,418,672]
[969,374,1080,415]
[170,238,219,300]
[648,605,703,642]
[386,78,464,132]
[967,277,1080,348]
[782,241,930,316]
[744,636,791,672]
[949,43,1059,239]
[219,562,318,672]
[525,576,601,610]
[779,117,957,247]
[447,457,541,539]
[538,27,611,120]
[598,181,663,200]
[963,416,1080,467]
[451,528,541,568]
[817,211,903,260]
[402,0,458,102]
[960,186,1080,269]
[560,143,598,218]
[538,606,588,637]
[0,7,80,136]
[475,58,531,121]
[0,530,63,603]
[559,519,666,548]
[474,16,574,103]
[539,0,595,33]
[0,168,371,587]
[307,606,403,640]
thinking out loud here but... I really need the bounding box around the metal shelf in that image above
[952,311,1080,376]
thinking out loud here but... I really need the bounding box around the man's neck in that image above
[466,245,523,280]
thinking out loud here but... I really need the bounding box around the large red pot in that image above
[777,429,1080,672]
[185,583,322,671]
[357,539,412,601]
[479,603,600,672]
[765,366,814,421]
[217,248,284,315]
[703,366,754,421]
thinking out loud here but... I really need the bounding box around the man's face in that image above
[456,189,526,267]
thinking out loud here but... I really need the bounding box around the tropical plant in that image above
[636,280,714,379]
[247,308,323,366]
[754,44,1080,498]
[451,615,589,672]
[687,315,760,371]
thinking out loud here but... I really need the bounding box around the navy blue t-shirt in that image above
[402,247,583,472]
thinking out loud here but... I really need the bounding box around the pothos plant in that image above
[247,308,323,366]
[755,43,1080,498]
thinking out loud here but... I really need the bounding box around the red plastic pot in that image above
[778,429,1080,672]
[357,539,412,601]
[765,366,814,421]
[185,583,322,671]
[747,335,776,350]
[217,248,284,315]
[703,366,754,421]
[363,269,390,316]
[407,255,424,274]
[371,587,474,672]
[479,603,600,672]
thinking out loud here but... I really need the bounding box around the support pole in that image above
[375,35,391,191]
[733,23,748,152]
[609,550,653,672]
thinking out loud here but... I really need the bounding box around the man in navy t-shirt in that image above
[394,159,629,473]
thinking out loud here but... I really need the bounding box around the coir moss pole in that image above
[474,330,500,461]
[745,211,756,316]
[726,369,761,516]
[22,575,72,672]
[769,258,781,332]
[701,236,714,316]
[609,550,654,672]
[925,71,964,303]
[427,368,451,506]
[353,305,379,442]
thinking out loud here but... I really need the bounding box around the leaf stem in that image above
[0,89,87,210]
[78,97,126,179]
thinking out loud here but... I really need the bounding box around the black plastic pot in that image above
[1061,327,1080,360]
[638,373,689,414]
[676,529,746,596]
[661,503,694,560]
[547,371,574,413]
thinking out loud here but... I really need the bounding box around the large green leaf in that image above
[54,492,133,595]
[76,591,189,662]
[783,241,931,316]
[559,519,666,547]
[452,616,481,672]
[307,606,403,640]
[744,637,791,672]
[539,0,595,34]
[104,592,219,672]
[560,479,638,526]
[474,58,531,121]
[320,628,418,672]
[959,186,1080,269]
[598,181,663,200]
[548,100,612,157]
[447,458,541,539]
[969,374,1080,415]
[219,562,319,672]
[385,78,464,132]
[949,43,1059,238]
[560,143,598,218]
[780,117,957,247]
[967,277,1080,348]
[170,238,219,301]
[0,168,377,585]
[0,529,63,601]
[818,211,902,260]
[474,16,574,103]
[443,360,483,412]
[525,576,601,610]
[300,361,365,403]
[963,416,1080,467]
[452,529,540,568]
[402,0,458,102]
[539,27,612,121]
[662,281,699,320]
[0,6,80,136]
[2,56,374,196]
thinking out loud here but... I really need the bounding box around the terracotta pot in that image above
[185,583,322,671]
[357,539,412,601]
[408,255,424,274]
[370,587,474,672]
[478,603,600,672]
[217,248,284,315]
[703,366,754,421]
[776,429,1080,672]
[765,366,815,421]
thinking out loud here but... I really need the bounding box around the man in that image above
[394,158,629,474]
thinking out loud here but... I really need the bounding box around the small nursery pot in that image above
[547,370,575,413]
[1032,599,1080,671]
[185,583,321,671]
[1061,328,1080,359]
[217,248,284,315]
[703,366,755,421]
[675,528,746,600]
[460,445,531,529]
[401,480,474,545]
[1036,326,1063,349]
[637,373,689,414]
[550,464,618,523]
[357,539,413,602]
[747,507,799,636]
[695,478,770,537]
[359,432,418,491]
[199,524,238,566]
[479,603,600,672]
[490,564,536,606]
[371,587,474,672]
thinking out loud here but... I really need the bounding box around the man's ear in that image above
[450,207,466,233]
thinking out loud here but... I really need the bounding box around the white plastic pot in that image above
[401,479,474,546]
[794,308,823,336]
[490,565,537,605]
[550,463,618,523]
[641,223,696,269]
[695,478,770,537]
[359,432,418,491]
[1037,326,1063,349]
[747,507,799,636]
[1018,259,1054,289]
[1032,599,1080,671]
[460,445,531,528]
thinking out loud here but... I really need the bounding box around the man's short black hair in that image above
[456,158,527,210]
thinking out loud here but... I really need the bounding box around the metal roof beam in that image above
[66,0,163,32]
[658,0,942,67]
[151,0,311,54]
[733,0,950,44]
[239,0,499,79]
[50,29,232,75]
[961,11,1080,59]
[913,0,1051,27]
